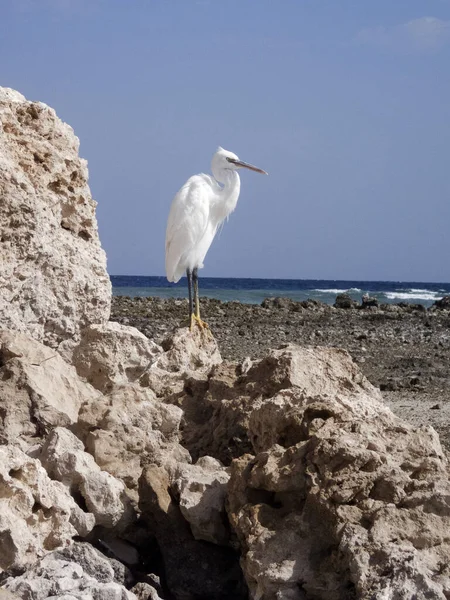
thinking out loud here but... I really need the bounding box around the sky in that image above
[1,0,450,282]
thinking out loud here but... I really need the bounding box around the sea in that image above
[111,276,450,309]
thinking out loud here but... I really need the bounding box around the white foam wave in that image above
[385,291,441,301]
[315,288,362,294]
[401,288,436,294]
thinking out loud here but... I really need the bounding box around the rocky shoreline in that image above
[111,294,450,448]
[3,86,450,600]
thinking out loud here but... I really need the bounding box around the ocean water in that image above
[111,276,450,308]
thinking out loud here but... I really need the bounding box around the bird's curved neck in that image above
[212,170,241,223]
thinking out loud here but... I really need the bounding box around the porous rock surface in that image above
[221,346,450,599]
[0,330,100,450]
[0,87,110,349]
[2,321,450,599]
[0,445,95,573]
[77,381,188,500]
[64,322,162,393]
[148,338,450,599]
[3,543,137,600]
[172,456,230,545]
[140,326,222,399]
[138,463,246,600]
[40,427,133,529]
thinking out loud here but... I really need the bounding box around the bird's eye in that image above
[226,157,236,164]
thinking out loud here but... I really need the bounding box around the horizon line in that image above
[109,275,450,286]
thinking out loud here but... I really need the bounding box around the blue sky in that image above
[2,0,450,281]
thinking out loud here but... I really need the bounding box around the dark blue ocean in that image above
[111,276,450,308]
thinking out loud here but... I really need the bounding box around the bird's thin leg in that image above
[187,268,195,330]
[192,267,208,329]
[193,267,200,319]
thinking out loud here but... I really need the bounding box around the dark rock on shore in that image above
[433,295,450,310]
[334,293,358,309]
[361,293,378,308]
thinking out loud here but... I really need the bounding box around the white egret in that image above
[165,147,267,330]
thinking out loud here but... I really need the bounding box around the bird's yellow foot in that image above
[190,313,209,331]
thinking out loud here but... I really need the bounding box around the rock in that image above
[0,87,110,349]
[433,295,450,310]
[0,590,21,600]
[139,465,246,600]
[139,326,222,399]
[0,330,100,450]
[2,549,136,600]
[0,445,95,573]
[220,346,450,599]
[63,322,162,393]
[379,377,404,391]
[396,302,427,313]
[40,427,133,529]
[53,542,116,583]
[95,538,140,569]
[179,361,255,465]
[131,582,164,600]
[52,541,134,589]
[334,293,358,309]
[106,559,134,588]
[261,297,302,311]
[77,384,188,499]
[173,456,230,545]
[361,293,378,308]
[181,345,382,465]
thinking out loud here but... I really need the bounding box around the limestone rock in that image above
[139,465,246,600]
[173,456,230,545]
[54,542,117,584]
[0,86,110,349]
[76,383,188,500]
[220,346,450,599]
[0,445,95,573]
[140,326,222,399]
[131,582,164,600]
[0,590,20,600]
[40,427,133,529]
[65,322,162,392]
[181,344,384,465]
[0,330,100,450]
[2,547,137,600]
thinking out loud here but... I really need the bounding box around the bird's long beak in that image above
[227,157,268,174]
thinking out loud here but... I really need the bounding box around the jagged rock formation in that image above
[40,427,134,530]
[0,445,95,573]
[2,322,450,598]
[2,86,450,600]
[62,322,162,393]
[3,543,139,600]
[0,87,110,349]
[0,329,100,450]
[224,347,450,599]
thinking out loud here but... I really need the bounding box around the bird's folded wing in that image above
[165,175,213,282]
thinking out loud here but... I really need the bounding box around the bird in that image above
[165,147,267,330]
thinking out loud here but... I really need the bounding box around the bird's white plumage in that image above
[165,147,266,284]
[165,174,219,282]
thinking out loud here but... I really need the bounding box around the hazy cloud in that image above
[357,17,450,52]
